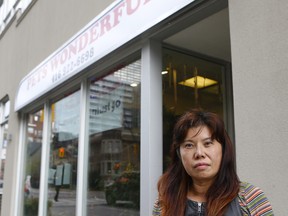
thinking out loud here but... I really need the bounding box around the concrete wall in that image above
[229,0,288,215]
[0,1,113,215]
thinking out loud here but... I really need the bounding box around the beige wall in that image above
[229,0,288,215]
[0,1,113,215]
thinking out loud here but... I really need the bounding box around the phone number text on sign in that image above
[52,47,95,83]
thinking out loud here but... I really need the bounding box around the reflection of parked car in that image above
[105,171,140,207]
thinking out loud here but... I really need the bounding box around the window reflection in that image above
[23,109,43,216]
[0,99,10,197]
[87,60,141,216]
[0,123,8,180]
[48,90,80,216]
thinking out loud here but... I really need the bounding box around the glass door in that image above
[162,47,226,169]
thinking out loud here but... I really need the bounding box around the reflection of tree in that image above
[26,141,42,188]
[163,106,177,171]
[89,170,103,190]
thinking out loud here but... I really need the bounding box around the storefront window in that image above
[22,109,44,216]
[162,48,225,169]
[0,123,8,180]
[0,99,9,213]
[47,90,80,215]
[0,99,9,182]
[87,59,141,215]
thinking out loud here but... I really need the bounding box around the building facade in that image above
[0,0,287,215]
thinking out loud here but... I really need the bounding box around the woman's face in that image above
[179,126,222,184]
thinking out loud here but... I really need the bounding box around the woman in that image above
[153,109,273,216]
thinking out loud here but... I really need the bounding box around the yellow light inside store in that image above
[178,76,217,89]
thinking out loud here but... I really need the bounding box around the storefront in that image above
[2,0,234,215]
[1,0,286,215]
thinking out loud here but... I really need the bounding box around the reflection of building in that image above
[88,65,141,186]
[89,127,140,183]
[100,139,123,175]
[27,112,43,143]
[89,62,140,135]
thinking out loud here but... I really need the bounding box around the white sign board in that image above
[55,165,63,186]
[15,0,195,111]
[62,163,71,185]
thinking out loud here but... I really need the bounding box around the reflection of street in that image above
[28,188,139,215]
[87,204,139,216]
[48,190,139,216]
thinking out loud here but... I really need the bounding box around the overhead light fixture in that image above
[178,76,217,89]
[130,83,138,87]
[162,66,169,75]
[34,115,39,122]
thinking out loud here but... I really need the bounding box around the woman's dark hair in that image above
[157,109,239,216]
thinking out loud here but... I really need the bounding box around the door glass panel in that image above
[0,122,8,183]
[162,48,225,169]
[22,109,44,216]
[87,59,141,216]
[48,90,80,216]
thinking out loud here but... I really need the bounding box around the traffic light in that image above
[59,147,65,158]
